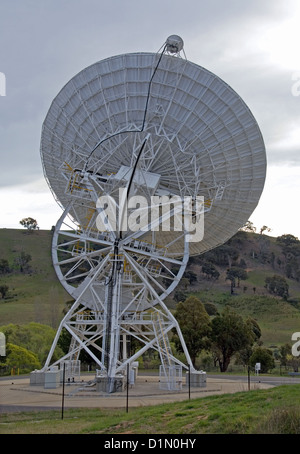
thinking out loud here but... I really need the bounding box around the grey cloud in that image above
[0,0,299,188]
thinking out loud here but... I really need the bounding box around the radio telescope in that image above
[40,35,266,391]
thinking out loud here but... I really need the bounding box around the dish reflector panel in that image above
[40,52,266,256]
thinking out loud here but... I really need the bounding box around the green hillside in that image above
[0,229,71,326]
[0,228,300,349]
[167,230,300,348]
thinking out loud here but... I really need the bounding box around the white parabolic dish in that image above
[40,51,266,256]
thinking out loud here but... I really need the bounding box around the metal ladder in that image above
[68,312,88,361]
[152,312,181,390]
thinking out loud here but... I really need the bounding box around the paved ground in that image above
[0,374,274,413]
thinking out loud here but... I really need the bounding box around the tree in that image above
[246,317,262,343]
[200,244,239,267]
[174,296,211,367]
[265,275,289,299]
[276,234,300,280]
[19,217,39,232]
[279,343,300,372]
[285,353,300,373]
[209,307,256,372]
[0,259,10,275]
[174,290,187,303]
[242,220,256,233]
[260,225,271,235]
[203,302,218,316]
[285,258,299,280]
[183,270,198,285]
[276,234,299,247]
[0,343,41,374]
[0,322,63,365]
[14,251,32,273]
[236,317,262,367]
[201,262,220,280]
[276,235,300,260]
[257,236,270,263]
[239,258,247,269]
[0,284,9,299]
[249,347,275,373]
[226,266,248,288]
[279,343,292,369]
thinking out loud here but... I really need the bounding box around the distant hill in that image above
[1,228,300,348]
[167,230,300,347]
[0,229,71,326]
[182,230,300,299]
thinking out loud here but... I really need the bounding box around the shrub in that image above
[265,275,289,299]
[258,407,300,434]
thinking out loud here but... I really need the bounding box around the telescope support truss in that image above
[43,198,195,392]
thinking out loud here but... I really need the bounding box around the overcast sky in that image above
[0,0,299,238]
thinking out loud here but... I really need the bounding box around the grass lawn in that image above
[1,385,300,434]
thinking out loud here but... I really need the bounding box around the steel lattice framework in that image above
[40,36,266,391]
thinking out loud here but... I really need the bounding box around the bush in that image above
[0,322,63,365]
[0,284,9,299]
[265,275,289,299]
[0,259,10,274]
[203,302,218,315]
[250,347,275,373]
[258,407,300,434]
[0,343,41,375]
